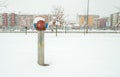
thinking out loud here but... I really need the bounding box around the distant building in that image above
[18,14,33,29]
[99,17,108,27]
[0,14,3,28]
[118,13,120,24]
[110,12,120,26]
[9,13,16,26]
[0,12,65,30]
[78,15,99,27]
[3,13,8,27]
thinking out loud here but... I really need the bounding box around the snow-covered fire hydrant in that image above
[34,17,48,66]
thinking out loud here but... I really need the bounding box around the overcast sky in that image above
[1,0,120,19]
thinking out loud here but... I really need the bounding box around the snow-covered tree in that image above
[52,6,64,27]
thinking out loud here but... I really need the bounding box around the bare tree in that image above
[0,0,7,8]
[51,6,64,36]
[52,6,64,26]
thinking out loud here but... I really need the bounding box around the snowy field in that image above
[0,33,120,77]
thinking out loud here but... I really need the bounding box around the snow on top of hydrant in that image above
[34,17,45,23]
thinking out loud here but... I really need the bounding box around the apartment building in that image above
[78,15,99,27]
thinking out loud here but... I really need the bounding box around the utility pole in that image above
[86,0,89,33]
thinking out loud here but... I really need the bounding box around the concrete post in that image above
[38,31,44,65]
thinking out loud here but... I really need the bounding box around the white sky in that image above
[1,0,120,19]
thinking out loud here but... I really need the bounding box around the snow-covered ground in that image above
[0,33,120,77]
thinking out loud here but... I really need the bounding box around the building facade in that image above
[3,13,8,27]
[78,15,99,27]
[0,14,3,27]
[99,17,108,27]
[10,13,16,26]
[111,12,120,26]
